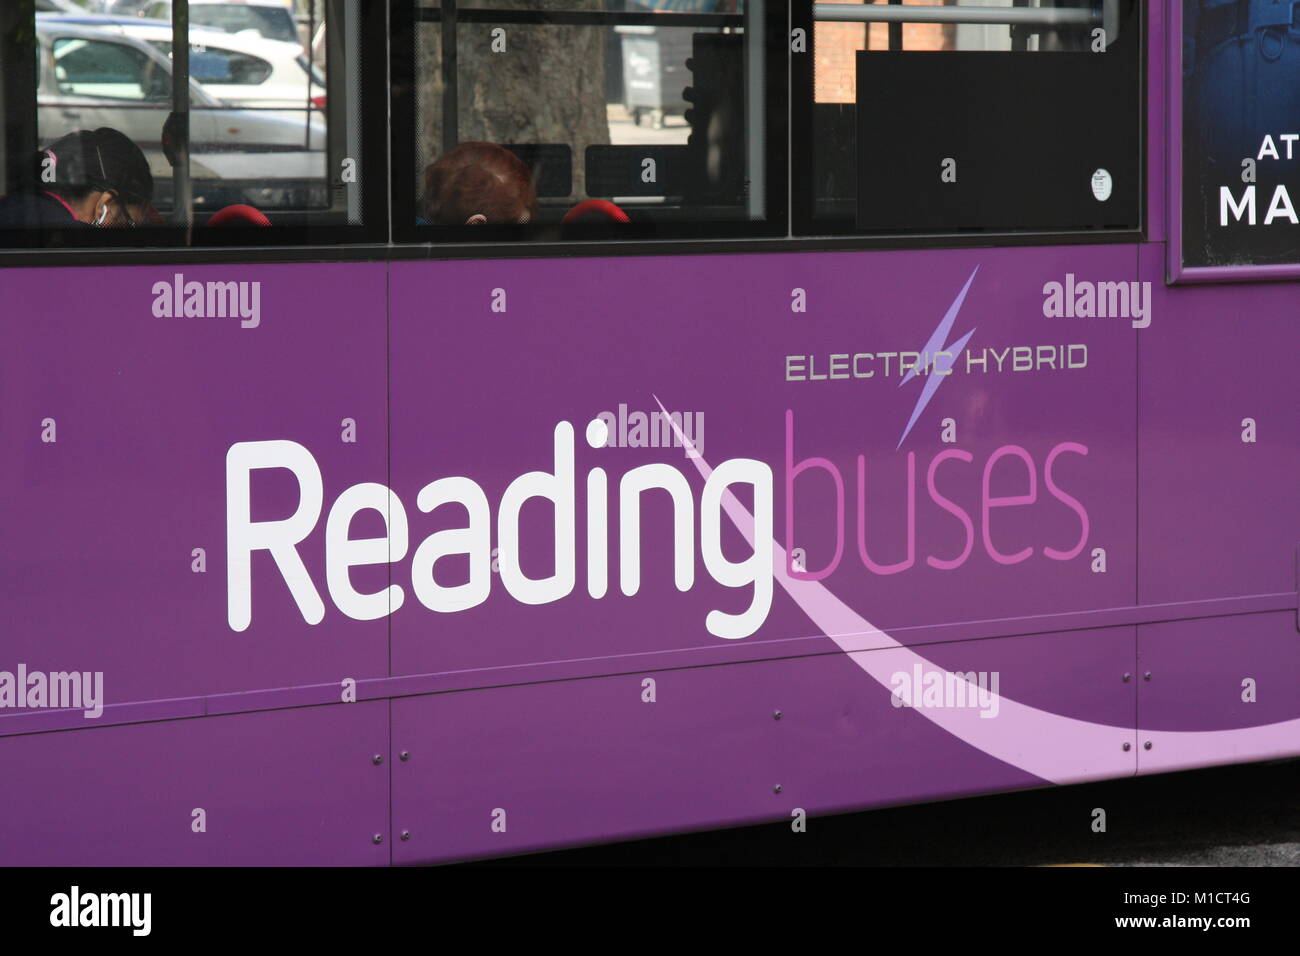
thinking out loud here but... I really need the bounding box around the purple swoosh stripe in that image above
[652,398,1300,784]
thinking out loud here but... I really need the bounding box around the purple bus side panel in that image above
[2,235,1297,864]
[386,243,1147,864]
[1138,612,1300,773]
[1137,245,1299,604]
[388,246,1138,683]
[0,264,390,706]
[0,702,389,866]
[391,627,1134,865]
[1139,612,1300,732]
[1133,245,1300,773]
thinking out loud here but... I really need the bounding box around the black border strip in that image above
[0,227,1143,269]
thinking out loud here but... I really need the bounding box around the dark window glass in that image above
[794,0,1142,238]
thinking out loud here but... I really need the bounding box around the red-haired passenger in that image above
[420,142,538,226]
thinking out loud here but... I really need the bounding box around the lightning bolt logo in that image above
[896,267,979,449]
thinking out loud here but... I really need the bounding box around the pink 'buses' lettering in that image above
[981,445,1038,566]
[1043,442,1091,561]
[785,409,845,581]
[786,413,1090,575]
[925,449,976,571]
[856,452,917,575]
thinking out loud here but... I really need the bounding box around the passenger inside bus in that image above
[0,128,154,229]
[420,142,538,226]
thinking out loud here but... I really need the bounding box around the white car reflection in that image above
[36,20,326,210]
[41,13,327,115]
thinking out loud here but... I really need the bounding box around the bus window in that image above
[0,0,386,249]
[393,0,787,242]
[795,0,1142,238]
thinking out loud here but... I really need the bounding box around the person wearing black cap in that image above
[0,128,154,228]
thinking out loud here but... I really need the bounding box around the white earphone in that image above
[94,205,108,226]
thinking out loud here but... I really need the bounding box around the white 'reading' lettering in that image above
[225,423,773,640]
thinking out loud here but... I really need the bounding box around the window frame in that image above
[790,0,1147,244]
[388,0,792,248]
[1167,0,1300,284]
[0,0,391,253]
[0,0,1150,267]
